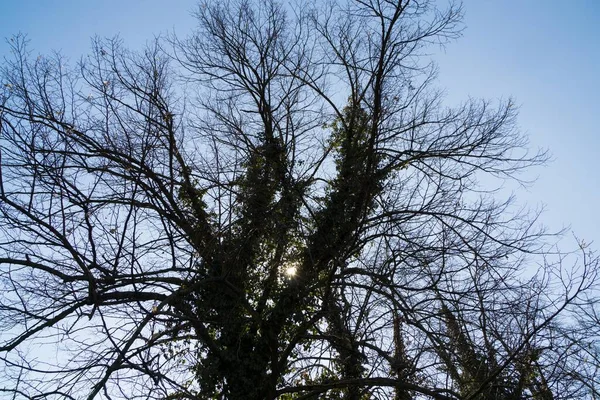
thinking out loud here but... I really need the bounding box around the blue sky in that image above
[436,0,600,249]
[1,0,598,248]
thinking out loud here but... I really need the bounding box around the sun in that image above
[283,265,297,277]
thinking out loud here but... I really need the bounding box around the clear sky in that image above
[1,0,598,248]
[437,0,600,250]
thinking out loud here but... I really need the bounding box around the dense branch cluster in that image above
[0,1,598,399]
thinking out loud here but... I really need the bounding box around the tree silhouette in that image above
[0,0,598,399]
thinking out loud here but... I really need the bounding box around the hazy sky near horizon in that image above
[1,0,598,249]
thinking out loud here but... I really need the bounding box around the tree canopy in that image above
[0,0,599,399]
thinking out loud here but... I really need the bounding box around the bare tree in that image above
[0,0,598,399]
